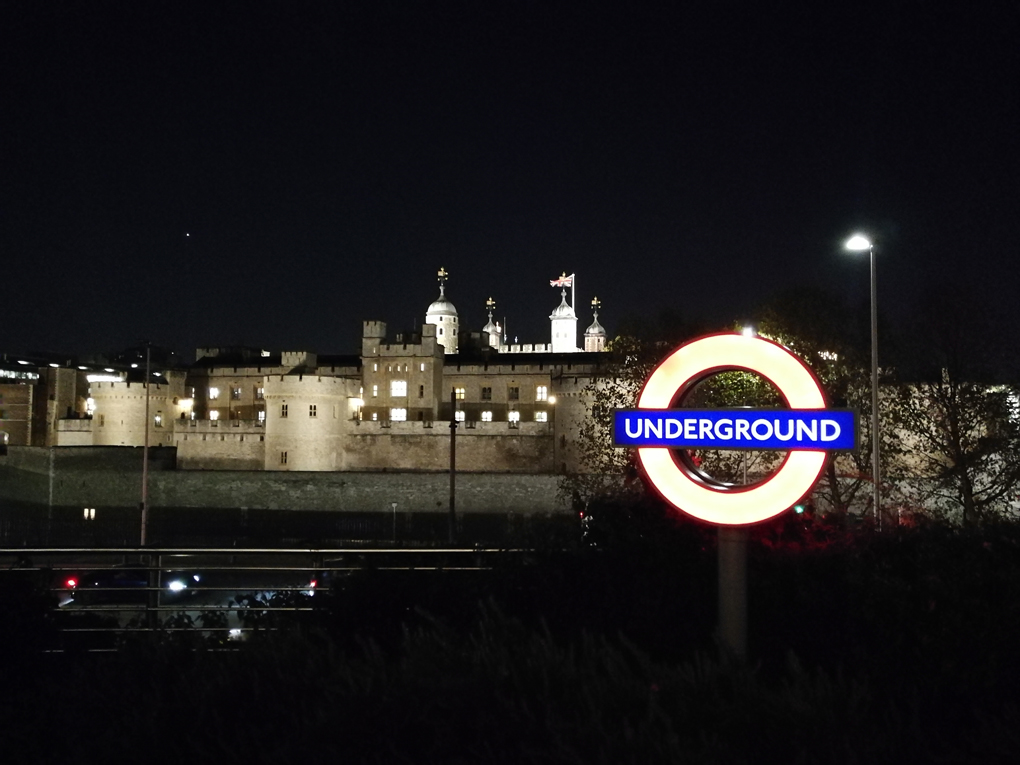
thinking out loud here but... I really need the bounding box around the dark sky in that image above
[3,2,1018,360]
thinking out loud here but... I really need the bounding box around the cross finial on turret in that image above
[486,296,496,318]
[591,296,601,314]
[437,267,448,296]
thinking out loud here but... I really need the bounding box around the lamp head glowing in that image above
[845,234,872,251]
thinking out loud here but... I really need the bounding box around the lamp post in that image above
[845,234,881,527]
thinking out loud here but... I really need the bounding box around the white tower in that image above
[549,280,578,353]
[425,267,459,354]
[482,297,501,349]
[584,297,607,352]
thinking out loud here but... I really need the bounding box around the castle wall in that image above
[175,419,266,470]
[341,420,554,472]
[0,446,568,515]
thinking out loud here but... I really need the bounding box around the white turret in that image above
[549,288,578,353]
[425,267,459,354]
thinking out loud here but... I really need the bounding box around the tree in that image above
[886,285,1020,525]
[752,287,893,518]
[567,311,704,505]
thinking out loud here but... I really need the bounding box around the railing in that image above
[2,547,511,651]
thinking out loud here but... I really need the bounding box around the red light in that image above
[66,578,77,589]
[309,580,317,589]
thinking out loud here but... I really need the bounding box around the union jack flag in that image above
[549,273,574,287]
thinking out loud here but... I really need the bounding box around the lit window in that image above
[281,404,288,418]
[371,412,378,421]
[372,385,378,398]
[481,411,493,422]
[391,380,407,397]
[258,410,266,424]
[256,387,264,399]
[154,413,163,428]
[481,387,492,401]
[419,363,425,372]
[535,411,548,422]
[508,411,520,423]
[280,451,288,465]
[391,408,407,421]
[210,410,220,421]
[455,410,466,422]
[373,363,378,372]
[508,386,520,401]
[231,387,241,400]
[309,404,317,418]
[209,387,220,400]
[86,397,96,415]
[536,386,548,401]
[455,387,465,400]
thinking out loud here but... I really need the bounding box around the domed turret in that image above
[482,297,500,349]
[584,297,607,352]
[425,267,459,354]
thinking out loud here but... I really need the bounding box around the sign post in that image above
[614,333,857,659]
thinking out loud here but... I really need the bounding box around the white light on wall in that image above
[209,410,220,421]
[86,374,125,383]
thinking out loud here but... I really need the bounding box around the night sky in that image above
[3,2,1018,360]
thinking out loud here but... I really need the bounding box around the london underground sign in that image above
[614,333,857,526]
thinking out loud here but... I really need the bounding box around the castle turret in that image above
[549,289,578,353]
[425,267,459,354]
[584,297,607,352]
[482,297,501,349]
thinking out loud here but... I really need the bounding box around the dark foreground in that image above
[3,505,1020,763]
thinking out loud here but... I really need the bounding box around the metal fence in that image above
[1,547,516,652]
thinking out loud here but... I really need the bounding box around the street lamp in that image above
[845,234,881,526]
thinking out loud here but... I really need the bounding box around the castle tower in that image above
[425,267,459,354]
[584,297,607,352]
[482,297,501,349]
[549,273,578,353]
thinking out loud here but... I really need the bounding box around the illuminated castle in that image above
[1,269,609,476]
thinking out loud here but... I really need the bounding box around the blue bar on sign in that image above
[613,409,857,451]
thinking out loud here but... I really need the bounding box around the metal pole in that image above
[870,245,881,528]
[718,525,748,661]
[449,387,457,543]
[140,343,150,546]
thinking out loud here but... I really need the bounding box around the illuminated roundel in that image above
[636,333,828,525]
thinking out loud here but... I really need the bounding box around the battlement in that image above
[282,351,317,369]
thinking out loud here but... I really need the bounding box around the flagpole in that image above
[571,274,575,314]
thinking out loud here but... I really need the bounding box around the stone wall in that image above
[0,446,568,515]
